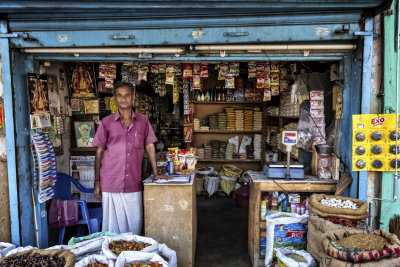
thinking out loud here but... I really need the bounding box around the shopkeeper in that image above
[92,82,160,234]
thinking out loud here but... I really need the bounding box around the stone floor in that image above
[195,195,252,267]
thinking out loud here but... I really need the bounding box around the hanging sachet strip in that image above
[31,130,57,203]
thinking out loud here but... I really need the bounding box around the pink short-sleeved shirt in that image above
[92,111,157,193]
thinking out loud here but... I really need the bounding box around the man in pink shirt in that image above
[92,82,159,234]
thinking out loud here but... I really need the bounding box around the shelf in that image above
[267,114,299,119]
[194,130,262,134]
[198,159,262,163]
[191,101,263,104]
[70,147,97,152]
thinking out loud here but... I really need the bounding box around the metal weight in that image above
[355,146,366,155]
[372,159,383,169]
[371,145,383,155]
[356,159,366,169]
[355,132,366,142]
[371,131,383,141]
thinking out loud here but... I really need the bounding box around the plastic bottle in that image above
[260,198,267,221]
[205,90,210,101]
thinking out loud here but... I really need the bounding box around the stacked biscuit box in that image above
[310,90,326,144]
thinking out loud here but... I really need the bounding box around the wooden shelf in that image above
[267,114,299,119]
[198,159,262,163]
[70,147,97,152]
[191,101,263,104]
[194,130,262,134]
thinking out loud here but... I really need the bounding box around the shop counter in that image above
[248,176,337,267]
[143,174,196,267]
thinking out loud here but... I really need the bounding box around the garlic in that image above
[319,197,359,210]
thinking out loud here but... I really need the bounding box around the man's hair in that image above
[113,82,134,96]
[79,123,91,130]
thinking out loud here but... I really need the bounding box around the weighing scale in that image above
[283,131,300,179]
[263,131,305,179]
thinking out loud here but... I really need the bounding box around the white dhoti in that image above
[102,192,142,235]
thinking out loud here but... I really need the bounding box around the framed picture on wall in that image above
[73,121,95,148]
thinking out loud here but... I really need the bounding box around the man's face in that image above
[114,86,134,109]
[79,124,91,140]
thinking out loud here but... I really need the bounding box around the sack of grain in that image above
[307,212,370,263]
[275,248,316,267]
[320,228,400,266]
[309,194,369,219]
[0,249,76,267]
[322,228,400,263]
[265,212,309,267]
[114,251,168,267]
[0,242,16,258]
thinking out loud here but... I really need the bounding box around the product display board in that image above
[31,130,57,203]
[352,114,400,171]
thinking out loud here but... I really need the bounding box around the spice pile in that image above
[109,241,150,255]
[320,197,359,210]
[0,253,66,267]
[87,263,108,267]
[337,233,388,251]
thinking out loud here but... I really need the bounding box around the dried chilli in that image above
[86,263,108,267]
[129,263,162,267]
[109,241,150,255]
[0,253,66,267]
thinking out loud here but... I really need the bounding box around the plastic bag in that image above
[102,233,158,260]
[68,231,118,246]
[5,246,37,257]
[297,105,313,151]
[239,136,252,154]
[275,248,316,267]
[204,171,220,196]
[115,251,168,267]
[0,242,16,258]
[75,254,114,267]
[69,235,108,260]
[228,136,239,154]
[265,212,309,267]
[157,243,178,267]
[220,176,237,195]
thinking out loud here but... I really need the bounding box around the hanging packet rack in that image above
[30,130,57,203]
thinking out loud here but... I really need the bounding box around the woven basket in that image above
[221,164,243,178]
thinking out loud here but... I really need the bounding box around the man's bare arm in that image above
[145,143,159,178]
[94,147,104,200]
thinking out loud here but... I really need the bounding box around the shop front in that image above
[0,1,395,266]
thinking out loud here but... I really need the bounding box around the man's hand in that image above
[94,181,102,201]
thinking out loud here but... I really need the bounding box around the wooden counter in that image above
[143,174,196,267]
[248,177,337,267]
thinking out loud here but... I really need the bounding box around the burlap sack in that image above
[307,213,370,263]
[320,254,400,267]
[0,249,76,267]
[309,194,369,219]
[322,228,400,263]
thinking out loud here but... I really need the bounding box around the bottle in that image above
[261,198,267,221]
[205,90,210,101]
[200,92,205,101]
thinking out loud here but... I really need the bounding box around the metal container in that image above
[315,144,332,155]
